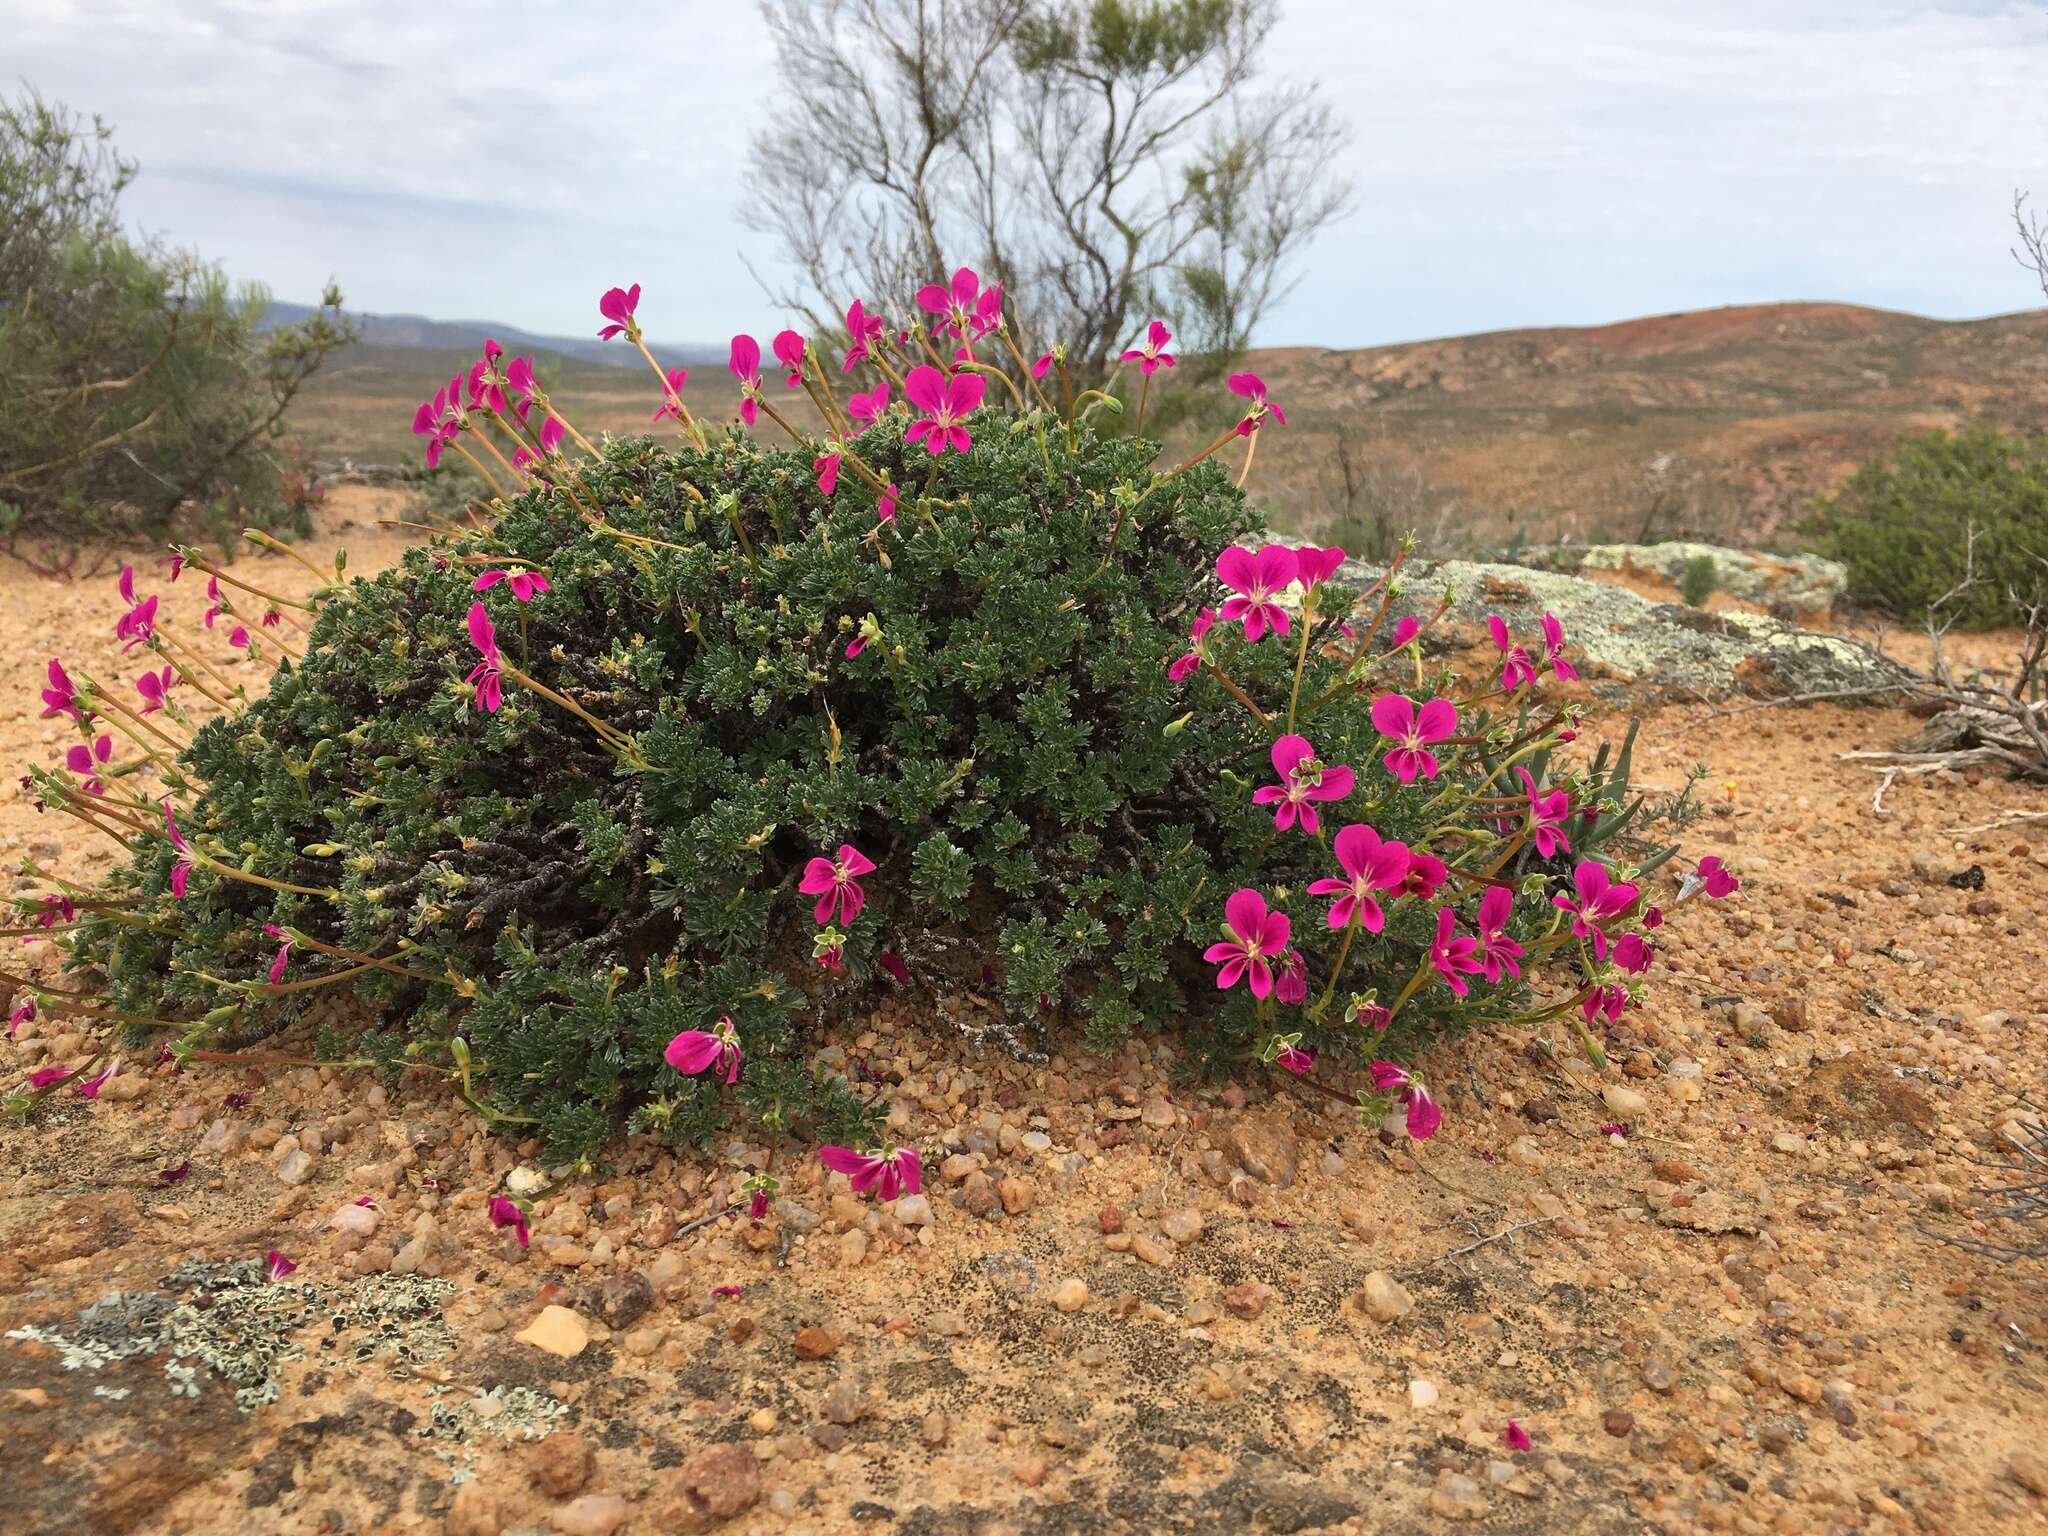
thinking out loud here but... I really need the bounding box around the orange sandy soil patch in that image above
[2,490,2047,1535]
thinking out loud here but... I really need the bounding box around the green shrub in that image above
[1813,426,2048,629]
[15,295,1714,1171]
[0,89,356,545]
[1678,554,1719,608]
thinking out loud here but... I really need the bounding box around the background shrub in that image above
[1678,553,1719,607]
[0,89,356,545]
[1812,425,2048,629]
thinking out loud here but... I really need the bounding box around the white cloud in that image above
[9,0,2048,345]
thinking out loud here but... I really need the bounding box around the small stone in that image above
[749,1407,779,1434]
[997,1177,1036,1215]
[920,1411,950,1447]
[792,1326,839,1360]
[1428,1469,1486,1520]
[329,1203,378,1236]
[1221,1280,1272,1318]
[822,1377,868,1425]
[447,1482,502,1536]
[1020,1131,1052,1153]
[1600,1084,1647,1118]
[941,1153,978,1183]
[1012,1455,1050,1487]
[1160,1207,1204,1244]
[595,1271,654,1331]
[1650,1160,1701,1185]
[1642,1358,1676,1392]
[1357,1270,1414,1323]
[839,1228,869,1265]
[1131,1234,1173,1266]
[1096,1206,1125,1234]
[674,1442,761,1519]
[1054,1278,1089,1313]
[515,1305,590,1359]
[893,1193,933,1227]
[961,1171,1000,1216]
[506,1165,549,1196]
[1225,1116,1298,1187]
[529,1432,595,1497]
[1140,1097,1176,1129]
[547,1493,627,1536]
[273,1148,315,1186]
[1602,1409,1634,1437]
[1409,1378,1439,1408]
[1771,1132,1809,1155]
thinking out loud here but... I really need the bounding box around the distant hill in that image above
[263,301,724,370]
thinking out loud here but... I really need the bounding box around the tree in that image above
[0,89,357,548]
[743,0,1353,384]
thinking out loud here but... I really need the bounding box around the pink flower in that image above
[903,365,985,455]
[7,995,34,1040]
[1553,860,1639,960]
[135,666,175,714]
[28,1064,74,1089]
[651,367,690,423]
[1582,983,1626,1025]
[1696,856,1740,899]
[1276,1044,1315,1074]
[877,484,898,523]
[1475,885,1524,983]
[116,592,158,652]
[1292,544,1347,586]
[472,569,551,602]
[511,413,566,471]
[816,936,844,972]
[1275,949,1308,1004]
[157,550,186,582]
[597,282,641,341]
[915,267,990,341]
[1166,607,1216,681]
[1399,852,1448,901]
[1226,372,1286,436]
[1371,693,1457,784]
[505,356,537,406]
[1611,932,1654,974]
[773,329,806,388]
[1031,351,1055,379]
[465,602,502,714]
[1121,320,1177,376]
[848,381,891,424]
[76,1061,118,1099]
[159,1160,189,1184]
[819,1144,922,1201]
[1369,1060,1442,1140]
[1488,615,1536,692]
[1252,734,1355,835]
[164,799,195,898]
[843,299,885,371]
[35,893,76,928]
[1540,612,1577,681]
[1387,616,1420,650]
[1309,823,1411,933]
[39,659,82,720]
[265,1250,298,1282]
[800,844,876,925]
[729,334,763,425]
[1516,768,1572,858]
[1215,544,1298,641]
[264,924,292,986]
[845,633,868,659]
[1504,1420,1532,1453]
[1643,905,1664,928]
[1203,888,1291,998]
[488,1195,531,1248]
[229,625,251,650]
[1598,1122,1629,1139]
[1429,907,1484,996]
[878,951,909,985]
[814,453,841,497]
[66,733,112,795]
[665,1015,743,1086]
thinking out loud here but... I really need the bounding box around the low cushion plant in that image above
[9,278,1735,1209]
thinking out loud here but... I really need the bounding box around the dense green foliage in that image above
[1678,553,1719,608]
[1814,426,2048,629]
[0,90,355,545]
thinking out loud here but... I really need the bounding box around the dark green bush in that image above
[1678,554,1718,608]
[1813,426,2048,629]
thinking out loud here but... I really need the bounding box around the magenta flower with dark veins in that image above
[847,381,891,424]
[76,1061,118,1098]
[1371,693,1457,785]
[66,733,113,795]
[164,799,196,897]
[465,602,502,714]
[1581,982,1626,1026]
[729,334,763,425]
[915,267,991,342]
[1429,907,1484,997]
[264,1250,297,1282]
[902,365,985,455]
[1276,1043,1315,1074]
[40,659,83,720]
[814,453,841,497]
[1167,607,1216,681]
[1695,856,1740,898]
[843,299,885,371]
[1203,888,1291,999]
[651,367,690,423]
[1215,544,1298,642]
[1226,372,1286,436]
[773,329,806,389]
[1121,319,1177,375]
[1487,614,1536,692]
[596,282,641,341]
[1386,616,1421,650]
[28,1064,74,1089]
[1516,767,1572,858]
[1309,823,1411,933]
[818,1143,922,1201]
[1611,932,1654,974]
[800,844,875,926]
[1291,543,1347,587]
[877,484,898,523]
[135,666,175,714]
[472,569,551,602]
[665,1015,744,1086]
[1504,1420,1532,1453]
[1369,1060,1442,1140]
[116,593,158,652]
[1252,734,1355,835]
[8,995,35,1040]
[264,924,293,985]
[1275,948,1308,1004]
[1475,885,1524,983]
[1540,612,1577,681]
[1398,851,1448,902]
[1553,860,1639,960]
[488,1195,531,1248]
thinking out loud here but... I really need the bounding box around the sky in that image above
[10,0,2048,349]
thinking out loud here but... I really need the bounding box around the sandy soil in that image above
[4,492,2048,1535]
